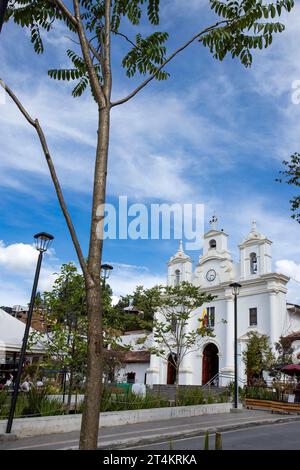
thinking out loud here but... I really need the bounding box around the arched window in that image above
[175,269,181,286]
[209,239,217,249]
[250,252,258,274]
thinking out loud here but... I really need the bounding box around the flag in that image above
[200,308,208,328]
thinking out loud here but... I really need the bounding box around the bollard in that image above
[215,432,222,450]
[203,430,209,450]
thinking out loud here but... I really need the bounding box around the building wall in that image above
[117,362,149,384]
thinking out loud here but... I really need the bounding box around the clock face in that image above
[206,269,216,282]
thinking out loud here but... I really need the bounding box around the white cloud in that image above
[0,241,58,306]
[107,263,165,301]
[276,259,300,283]
[249,3,300,159]
[0,240,38,272]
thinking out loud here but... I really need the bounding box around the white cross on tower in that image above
[209,214,218,231]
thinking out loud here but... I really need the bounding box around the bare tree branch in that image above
[0,80,93,288]
[103,0,112,100]
[112,30,141,51]
[111,20,229,108]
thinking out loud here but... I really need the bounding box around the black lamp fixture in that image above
[34,232,54,252]
[230,282,241,297]
[6,231,54,434]
[101,263,113,287]
[229,282,242,409]
[101,263,113,279]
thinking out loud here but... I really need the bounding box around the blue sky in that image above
[1,1,300,306]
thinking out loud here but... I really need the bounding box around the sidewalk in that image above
[1,409,300,450]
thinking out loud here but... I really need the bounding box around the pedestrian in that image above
[21,376,31,392]
[36,378,44,388]
[4,373,13,389]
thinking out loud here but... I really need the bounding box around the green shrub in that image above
[245,386,274,401]
[206,394,215,404]
[0,390,9,418]
[25,387,48,415]
[100,388,169,412]
[177,388,205,406]
[14,394,28,418]
[38,398,65,416]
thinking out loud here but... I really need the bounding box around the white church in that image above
[119,218,300,387]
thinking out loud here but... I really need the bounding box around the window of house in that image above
[249,308,257,326]
[209,239,217,249]
[250,252,258,274]
[175,269,181,286]
[207,307,215,327]
[127,372,136,384]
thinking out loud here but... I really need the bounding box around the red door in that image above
[202,344,218,385]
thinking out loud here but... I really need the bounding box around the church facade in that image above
[146,218,299,387]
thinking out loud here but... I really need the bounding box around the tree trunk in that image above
[79,105,110,450]
[175,366,180,405]
[79,283,103,449]
[67,366,74,411]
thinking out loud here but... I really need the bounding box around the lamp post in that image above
[101,263,113,288]
[0,0,9,33]
[229,282,242,409]
[6,232,54,434]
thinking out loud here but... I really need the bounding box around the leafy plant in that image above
[177,388,205,407]
[0,391,9,418]
[277,153,300,223]
[242,331,274,385]
[14,394,28,418]
[206,394,215,405]
[38,397,65,416]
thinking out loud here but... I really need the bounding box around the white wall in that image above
[117,362,149,384]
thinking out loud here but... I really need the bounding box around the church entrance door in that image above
[202,343,219,385]
[167,354,177,385]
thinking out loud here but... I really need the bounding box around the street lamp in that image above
[229,282,242,409]
[6,232,54,434]
[101,263,113,287]
[0,0,9,34]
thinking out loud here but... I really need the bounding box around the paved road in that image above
[128,421,300,450]
[1,410,300,450]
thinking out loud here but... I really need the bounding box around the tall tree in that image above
[1,0,295,449]
[29,263,88,408]
[112,285,161,331]
[149,282,215,401]
[242,331,274,385]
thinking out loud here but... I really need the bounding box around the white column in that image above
[269,292,278,350]
[146,354,160,385]
[224,296,234,374]
[179,353,193,385]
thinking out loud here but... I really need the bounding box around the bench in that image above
[245,398,300,415]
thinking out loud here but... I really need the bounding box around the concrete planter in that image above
[0,402,232,439]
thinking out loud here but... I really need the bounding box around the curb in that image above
[95,415,300,450]
[0,433,17,442]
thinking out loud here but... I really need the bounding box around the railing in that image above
[201,372,246,390]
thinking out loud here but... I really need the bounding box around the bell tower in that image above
[195,216,234,287]
[167,241,193,286]
[202,215,230,256]
[239,221,272,280]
